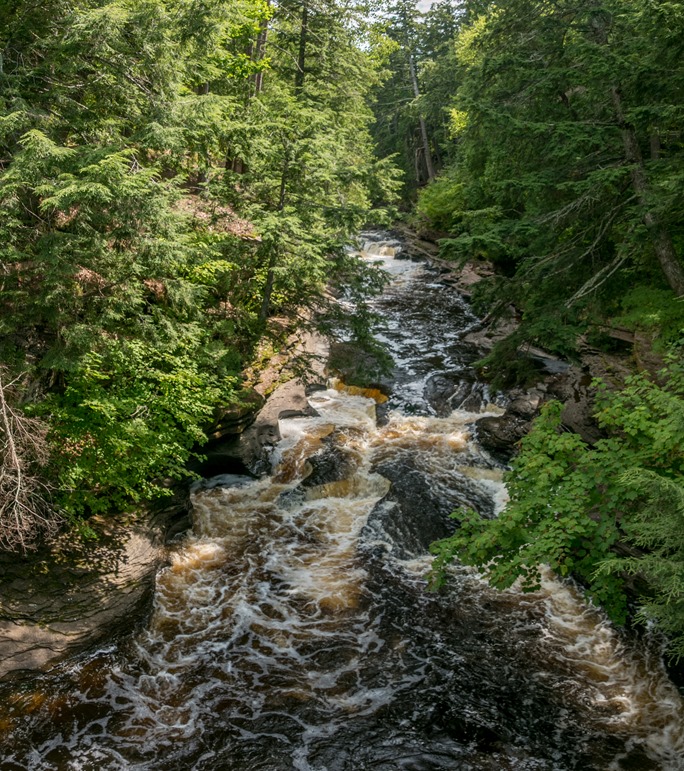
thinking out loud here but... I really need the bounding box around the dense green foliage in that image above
[407,0,684,360]
[371,0,462,199]
[0,0,398,543]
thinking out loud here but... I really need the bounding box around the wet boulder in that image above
[217,377,323,474]
[327,341,393,394]
[301,442,358,489]
[423,374,470,417]
[475,414,530,462]
[276,436,361,508]
[475,389,545,461]
[278,406,320,420]
[364,459,494,559]
[423,374,485,417]
[507,392,543,420]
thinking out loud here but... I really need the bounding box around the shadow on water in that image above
[0,231,682,771]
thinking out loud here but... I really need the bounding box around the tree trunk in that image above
[650,133,661,161]
[259,250,277,324]
[414,146,422,186]
[295,0,308,94]
[409,54,435,183]
[611,87,684,296]
[193,82,210,187]
[252,15,269,96]
[259,154,289,323]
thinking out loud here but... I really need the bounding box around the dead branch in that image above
[565,254,627,307]
[0,368,61,552]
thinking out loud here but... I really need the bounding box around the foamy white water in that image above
[0,233,682,771]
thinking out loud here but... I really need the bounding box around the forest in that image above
[1,0,684,662]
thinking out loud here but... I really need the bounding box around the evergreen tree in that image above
[415,0,684,356]
[371,0,463,199]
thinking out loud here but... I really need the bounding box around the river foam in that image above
[0,232,682,770]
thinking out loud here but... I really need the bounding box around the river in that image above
[0,232,683,770]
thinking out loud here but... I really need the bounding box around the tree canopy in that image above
[404,0,684,357]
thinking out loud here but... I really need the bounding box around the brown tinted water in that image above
[0,234,682,770]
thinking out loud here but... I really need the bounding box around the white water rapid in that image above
[1,232,682,770]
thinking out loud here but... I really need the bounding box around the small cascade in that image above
[358,231,404,260]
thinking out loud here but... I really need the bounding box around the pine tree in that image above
[415,0,684,356]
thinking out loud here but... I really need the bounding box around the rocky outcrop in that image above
[475,415,529,461]
[207,389,265,441]
[473,365,610,460]
[196,331,329,476]
[363,462,458,559]
[235,377,323,474]
[0,501,182,681]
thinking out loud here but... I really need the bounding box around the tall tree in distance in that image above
[416,0,684,361]
[371,0,463,198]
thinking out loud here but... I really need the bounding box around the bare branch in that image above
[565,255,627,307]
[0,368,61,552]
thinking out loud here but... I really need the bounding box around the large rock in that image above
[546,366,602,444]
[0,501,182,681]
[423,374,486,416]
[201,332,329,475]
[475,389,545,461]
[363,459,494,559]
[196,377,326,478]
[207,389,265,441]
[475,414,531,461]
[424,374,470,417]
[236,376,323,474]
[327,341,393,394]
[474,366,605,461]
[300,440,358,489]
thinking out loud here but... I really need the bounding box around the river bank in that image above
[0,325,328,683]
[394,222,668,458]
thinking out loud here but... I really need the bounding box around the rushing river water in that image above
[1,233,684,770]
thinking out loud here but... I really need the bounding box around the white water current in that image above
[0,233,682,770]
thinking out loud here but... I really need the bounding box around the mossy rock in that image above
[328,342,393,392]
